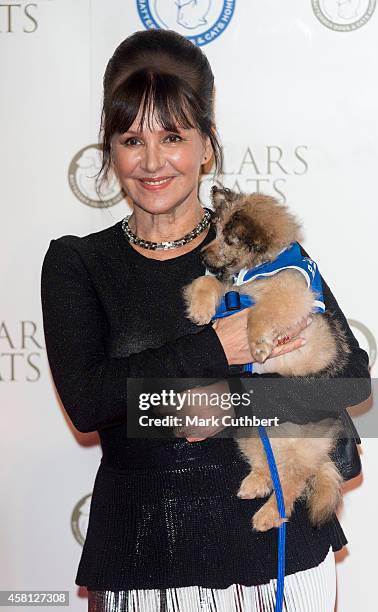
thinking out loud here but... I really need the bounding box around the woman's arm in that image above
[234,243,371,426]
[40,239,230,434]
[298,243,370,383]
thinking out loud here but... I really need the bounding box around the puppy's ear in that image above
[224,210,269,253]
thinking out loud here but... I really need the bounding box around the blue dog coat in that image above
[205,241,325,320]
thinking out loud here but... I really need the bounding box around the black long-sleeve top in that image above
[40,208,371,591]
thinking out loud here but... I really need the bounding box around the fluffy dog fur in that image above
[182,185,350,531]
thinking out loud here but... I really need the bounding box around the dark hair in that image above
[95,29,223,198]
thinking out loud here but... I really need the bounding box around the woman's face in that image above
[110,109,212,215]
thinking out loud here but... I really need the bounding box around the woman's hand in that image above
[184,314,314,442]
[211,309,312,366]
[159,313,313,443]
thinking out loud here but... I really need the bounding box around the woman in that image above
[40,29,370,611]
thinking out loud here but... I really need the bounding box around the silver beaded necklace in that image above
[121,208,212,251]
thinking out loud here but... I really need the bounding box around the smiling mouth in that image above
[138,177,175,185]
[136,177,177,191]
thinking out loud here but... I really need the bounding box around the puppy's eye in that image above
[224,234,239,246]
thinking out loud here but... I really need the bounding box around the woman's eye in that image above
[165,134,182,143]
[123,137,140,147]
[122,134,182,147]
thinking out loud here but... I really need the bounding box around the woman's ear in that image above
[202,136,213,165]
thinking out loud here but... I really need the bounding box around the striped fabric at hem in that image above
[87,545,336,612]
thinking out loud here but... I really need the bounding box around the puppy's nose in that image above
[211,185,230,195]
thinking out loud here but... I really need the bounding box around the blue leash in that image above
[213,292,286,612]
[257,425,287,611]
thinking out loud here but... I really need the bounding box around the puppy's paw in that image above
[252,504,288,532]
[237,473,272,499]
[250,337,274,363]
[185,297,216,325]
[182,283,216,325]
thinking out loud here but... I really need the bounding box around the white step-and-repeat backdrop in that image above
[1,1,377,610]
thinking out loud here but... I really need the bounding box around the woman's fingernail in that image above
[300,338,307,346]
[306,317,312,326]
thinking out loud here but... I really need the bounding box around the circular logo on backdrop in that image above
[312,0,376,31]
[136,0,235,46]
[68,145,124,208]
[71,494,92,546]
[348,319,377,369]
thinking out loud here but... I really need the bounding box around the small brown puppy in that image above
[182,185,350,531]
